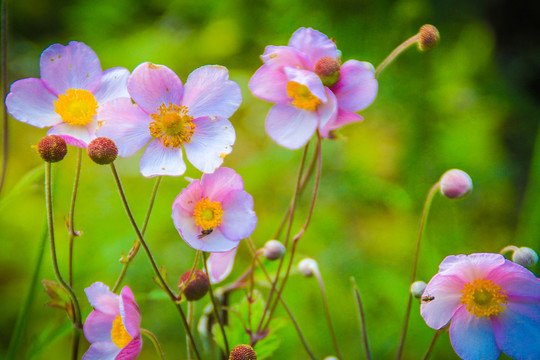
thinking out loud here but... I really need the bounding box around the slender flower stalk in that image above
[422,329,443,360]
[68,148,82,287]
[396,182,440,360]
[351,277,373,360]
[140,328,166,360]
[0,0,8,195]
[187,301,194,360]
[374,34,420,78]
[179,250,201,298]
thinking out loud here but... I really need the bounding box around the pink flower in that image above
[207,247,238,283]
[97,63,241,177]
[249,27,378,149]
[6,41,129,147]
[172,167,257,252]
[421,253,540,360]
[83,282,142,360]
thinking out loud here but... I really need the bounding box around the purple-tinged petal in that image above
[47,121,96,148]
[200,167,244,203]
[139,139,186,178]
[437,253,506,283]
[449,306,500,360]
[220,190,257,241]
[85,282,120,315]
[487,259,540,299]
[128,62,183,115]
[420,274,465,329]
[182,65,242,119]
[288,27,338,68]
[265,103,318,149]
[326,109,363,133]
[284,67,326,103]
[183,116,235,174]
[207,248,238,283]
[115,336,142,360]
[97,98,152,157]
[172,180,203,214]
[317,87,337,138]
[40,41,102,95]
[119,287,141,339]
[261,45,308,69]
[83,310,115,343]
[82,341,121,360]
[198,227,239,252]
[331,60,377,112]
[5,78,62,128]
[93,67,130,105]
[248,65,289,103]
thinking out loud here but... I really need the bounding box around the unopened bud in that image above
[179,269,209,301]
[418,24,440,51]
[324,357,339,360]
[410,281,427,299]
[512,247,538,268]
[263,240,285,260]
[298,258,318,277]
[37,135,67,163]
[229,344,257,360]
[314,56,341,87]
[87,137,118,165]
[440,169,472,199]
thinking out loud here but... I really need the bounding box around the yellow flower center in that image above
[54,89,98,126]
[286,81,321,111]
[149,103,195,148]
[111,314,133,348]
[193,198,223,230]
[460,278,507,318]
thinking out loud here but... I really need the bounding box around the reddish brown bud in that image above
[179,269,209,301]
[229,344,257,360]
[37,135,68,163]
[418,24,440,51]
[314,56,340,87]
[87,137,118,165]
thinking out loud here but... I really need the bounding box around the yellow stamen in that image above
[460,278,507,318]
[111,314,132,348]
[193,198,223,231]
[54,89,98,126]
[286,81,321,111]
[149,103,195,148]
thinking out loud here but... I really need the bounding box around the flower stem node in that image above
[178,269,210,301]
[262,240,285,261]
[229,344,257,360]
[37,135,67,163]
[512,247,538,267]
[418,24,440,51]
[298,258,319,277]
[314,56,341,87]
[440,169,472,199]
[87,137,118,165]
[410,281,427,299]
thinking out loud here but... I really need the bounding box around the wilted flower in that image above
[421,253,540,360]
[6,41,129,147]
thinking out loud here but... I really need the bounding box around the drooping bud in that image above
[418,24,440,51]
[440,169,473,199]
[178,269,210,301]
[298,258,318,277]
[229,344,257,360]
[37,135,67,163]
[262,240,285,261]
[512,247,538,268]
[410,281,427,299]
[87,137,118,165]
[314,56,341,87]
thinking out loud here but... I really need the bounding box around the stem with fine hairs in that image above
[68,148,82,287]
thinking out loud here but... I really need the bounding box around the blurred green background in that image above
[1,0,539,359]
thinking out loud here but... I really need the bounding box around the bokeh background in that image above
[1,0,539,359]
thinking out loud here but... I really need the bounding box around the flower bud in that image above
[37,135,67,163]
[262,240,285,261]
[314,56,341,87]
[324,357,339,360]
[179,269,210,301]
[298,258,318,277]
[87,137,118,165]
[512,247,538,268]
[229,344,257,360]
[418,24,440,51]
[410,281,427,299]
[440,169,472,199]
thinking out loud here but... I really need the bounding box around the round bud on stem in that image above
[87,137,118,165]
[418,24,440,51]
[298,258,319,277]
[324,357,339,360]
[229,344,257,360]
[440,169,473,199]
[37,135,67,163]
[262,240,285,260]
[512,247,538,268]
[178,269,210,301]
[314,56,341,87]
[410,281,427,299]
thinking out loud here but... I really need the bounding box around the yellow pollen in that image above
[193,198,223,231]
[54,89,98,126]
[286,81,321,111]
[149,103,195,148]
[460,278,507,318]
[111,314,132,348]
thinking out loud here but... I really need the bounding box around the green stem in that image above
[187,301,194,360]
[68,148,83,287]
[374,33,420,78]
[351,277,373,360]
[422,329,442,360]
[141,328,166,360]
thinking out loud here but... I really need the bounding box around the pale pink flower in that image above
[207,247,238,283]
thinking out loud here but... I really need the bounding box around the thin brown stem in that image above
[187,301,194,360]
[68,148,82,287]
[313,268,342,359]
[374,33,420,78]
[422,329,442,360]
[351,277,373,360]
[0,0,8,195]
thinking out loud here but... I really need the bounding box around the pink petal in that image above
[172,179,203,213]
[261,45,308,69]
[332,60,377,112]
[115,336,142,360]
[420,274,465,329]
[93,67,130,105]
[47,121,96,148]
[84,282,120,315]
[220,189,257,241]
[82,341,121,360]
[487,259,540,299]
[288,27,338,68]
[182,65,242,119]
[284,67,326,103]
[248,64,289,103]
[5,78,61,128]
[317,87,337,138]
[128,62,183,115]
[97,98,152,157]
[119,287,141,339]
[328,109,363,131]
[200,167,244,203]
[207,247,238,283]
[183,116,235,174]
[265,103,318,149]
[83,310,115,343]
[437,253,506,283]
[40,41,102,95]
[139,139,186,178]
